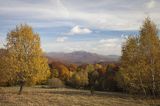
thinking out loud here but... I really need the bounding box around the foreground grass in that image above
[0,86,159,106]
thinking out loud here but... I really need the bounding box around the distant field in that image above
[0,87,159,106]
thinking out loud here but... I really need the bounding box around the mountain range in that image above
[45,51,120,64]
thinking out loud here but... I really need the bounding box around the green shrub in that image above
[48,77,64,88]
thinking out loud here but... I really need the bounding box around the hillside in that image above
[46,51,120,64]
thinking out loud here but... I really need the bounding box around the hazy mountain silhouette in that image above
[46,51,120,64]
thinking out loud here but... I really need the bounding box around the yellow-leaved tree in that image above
[0,49,13,85]
[6,24,50,94]
[119,18,160,96]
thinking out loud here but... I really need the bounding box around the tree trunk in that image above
[150,58,156,98]
[18,84,24,95]
[138,71,147,96]
[18,80,25,95]
[90,86,94,95]
[151,68,156,98]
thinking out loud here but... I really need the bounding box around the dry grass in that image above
[0,86,159,106]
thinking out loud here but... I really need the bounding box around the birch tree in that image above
[120,18,160,96]
[6,24,50,94]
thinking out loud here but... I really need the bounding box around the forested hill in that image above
[45,51,120,64]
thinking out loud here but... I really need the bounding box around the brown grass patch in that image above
[0,87,158,106]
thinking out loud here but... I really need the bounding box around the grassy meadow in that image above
[0,87,159,106]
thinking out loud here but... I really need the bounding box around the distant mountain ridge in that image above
[45,51,120,64]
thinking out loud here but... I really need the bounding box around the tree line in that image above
[48,61,120,92]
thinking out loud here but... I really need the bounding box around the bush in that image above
[71,70,88,88]
[48,77,64,88]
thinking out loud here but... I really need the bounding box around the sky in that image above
[0,0,160,55]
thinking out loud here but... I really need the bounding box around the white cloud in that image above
[56,37,68,42]
[99,39,119,44]
[0,35,6,48]
[0,0,160,30]
[97,38,122,53]
[43,38,122,55]
[1,0,160,56]
[146,0,156,9]
[68,25,92,35]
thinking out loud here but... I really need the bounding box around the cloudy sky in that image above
[0,0,159,55]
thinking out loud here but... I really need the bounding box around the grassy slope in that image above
[0,87,158,106]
